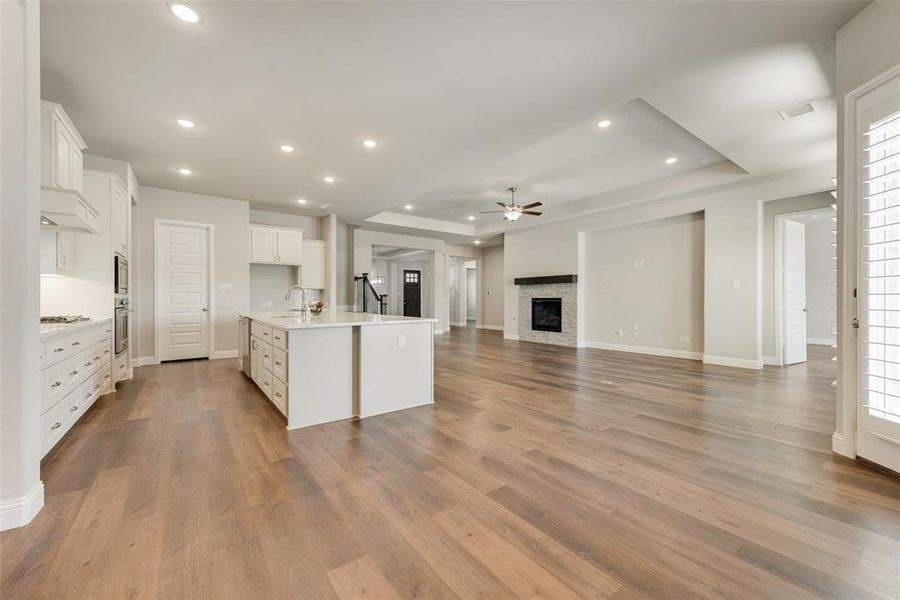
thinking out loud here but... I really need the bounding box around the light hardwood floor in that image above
[2,329,898,599]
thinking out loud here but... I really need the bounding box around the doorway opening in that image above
[369,245,434,318]
[449,256,477,328]
[775,208,836,367]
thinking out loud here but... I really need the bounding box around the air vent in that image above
[778,101,817,120]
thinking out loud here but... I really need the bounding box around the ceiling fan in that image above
[481,187,543,221]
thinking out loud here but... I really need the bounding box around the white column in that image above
[1,0,44,530]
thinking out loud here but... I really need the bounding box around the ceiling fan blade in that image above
[496,202,509,208]
[522,211,543,216]
[521,202,543,209]
[480,210,505,214]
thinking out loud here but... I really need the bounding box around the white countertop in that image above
[40,317,112,340]
[240,310,437,330]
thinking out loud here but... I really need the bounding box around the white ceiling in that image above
[41,1,864,239]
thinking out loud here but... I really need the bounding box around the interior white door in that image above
[857,73,900,473]
[157,223,210,361]
[783,219,808,365]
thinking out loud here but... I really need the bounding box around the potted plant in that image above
[308,300,324,316]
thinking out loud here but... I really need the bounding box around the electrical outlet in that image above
[616,330,624,337]
[218,282,233,291]
[599,285,606,293]
[633,323,639,331]
[732,280,741,289]
[397,334,406,349]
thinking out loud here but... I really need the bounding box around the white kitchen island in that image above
[239,311,435,429]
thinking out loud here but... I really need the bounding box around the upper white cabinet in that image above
[40,101,98,234]
[300,240,326,289]
[110,179,128,257]
[42,101,86,194]
[249,225,303,265]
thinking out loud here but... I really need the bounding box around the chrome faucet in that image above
[284,285,307,313]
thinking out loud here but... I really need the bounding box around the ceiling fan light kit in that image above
[481,186,543,221]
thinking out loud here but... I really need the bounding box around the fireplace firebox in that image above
[531,298,562,332]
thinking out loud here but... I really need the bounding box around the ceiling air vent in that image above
[778,101,817,120]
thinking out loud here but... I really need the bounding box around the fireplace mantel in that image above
[513,274,577,286]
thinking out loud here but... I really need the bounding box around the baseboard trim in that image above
[132,356,159,367]
[763,355,781,366]
[210,350,238,360]
[450,322,467,327]
[832,432,853,458]
[583,341,701,361]
[504,333,520,341]
[0,482,44,532]
[808,337,836,346]
[702,354,763,370]
[476,324,503,331]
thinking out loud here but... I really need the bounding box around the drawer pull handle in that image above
[104,375,110,380]
[105,329,111,333]
[51,381,62,388]
[51,422,62,430]
[263,332,268,336]
[72,341,81,346]
[70,406,78,412]
[94,384,101,390]
[70,370,79,376]
[85,362,92,367]
[84,392,91,399]
[275,392,282,398]
[275,361,282,366]
[54,347,65,353]
[94,356,100,361]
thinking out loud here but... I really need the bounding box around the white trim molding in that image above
[476,324,503,331]
[210,350,238,360]
[0,482,44,532]
[808,337,836,346]
[702,354,763,370]
[584,341,701,361]
[132,356,160,367]
[504,333,520,341]
[763,355,781,366]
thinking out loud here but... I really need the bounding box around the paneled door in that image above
[403,269,421,317]
[157,222,210,361]
[857,72,900,472]
[783,219,808,365]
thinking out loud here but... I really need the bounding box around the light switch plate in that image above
[218,282,233,290]
[397,334,406,349]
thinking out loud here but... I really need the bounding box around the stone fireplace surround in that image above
[515,275,577,347]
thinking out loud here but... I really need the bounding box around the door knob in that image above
[201,307,208,312]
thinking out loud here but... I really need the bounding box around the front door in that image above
[857,73,900,472]
[157,223,210,361]
[403,269,421,317]
[783,219,808,365]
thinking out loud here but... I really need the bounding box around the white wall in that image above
[803,215,835,343]
[1,0,43,530]
[835,0,900,454]
[481,246,504,328]
[135,186,250,360]
[504,162,833,368]
[335,222,354,309]
[761,192,834,359]
[249,264,298,310]
[584,213,704,356]
[250,208,318,238]
[466,268,477,318]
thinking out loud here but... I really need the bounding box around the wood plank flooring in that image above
[2,328,899,599]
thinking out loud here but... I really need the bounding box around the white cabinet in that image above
[300,239,326,289]
[41,101,87,195]
[249,322,288,417]
[110,178,128,257]
[249,225,303,265]
[277,230,303,265]
[40,231,75,275]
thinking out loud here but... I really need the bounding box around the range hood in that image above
[41,186,99,234]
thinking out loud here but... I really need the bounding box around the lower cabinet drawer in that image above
[272,376,287,416]
[42,398,67,456]
[260,343,274,372]
[272,347,287,382]
[260,368,274,399]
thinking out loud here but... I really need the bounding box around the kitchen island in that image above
[239,311,435,429]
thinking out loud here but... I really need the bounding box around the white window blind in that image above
[863,110,900,424]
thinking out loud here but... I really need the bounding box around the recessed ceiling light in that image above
[177,118,195,128]
[597,119,611,128]
[167,2,201,23]
[404,204,413,210]
[280,144,295,153]
[474,240,481,245]
[467,215,475,221]
[665,157,678,164]
[321,203,332,209]
[362,139,377,148]
[297,198,307,204]
[323,176,336,183]
[178,167,192,175]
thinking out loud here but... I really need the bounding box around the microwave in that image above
[114,254,128,295]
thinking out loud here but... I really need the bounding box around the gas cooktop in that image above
[40,315,92,324]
